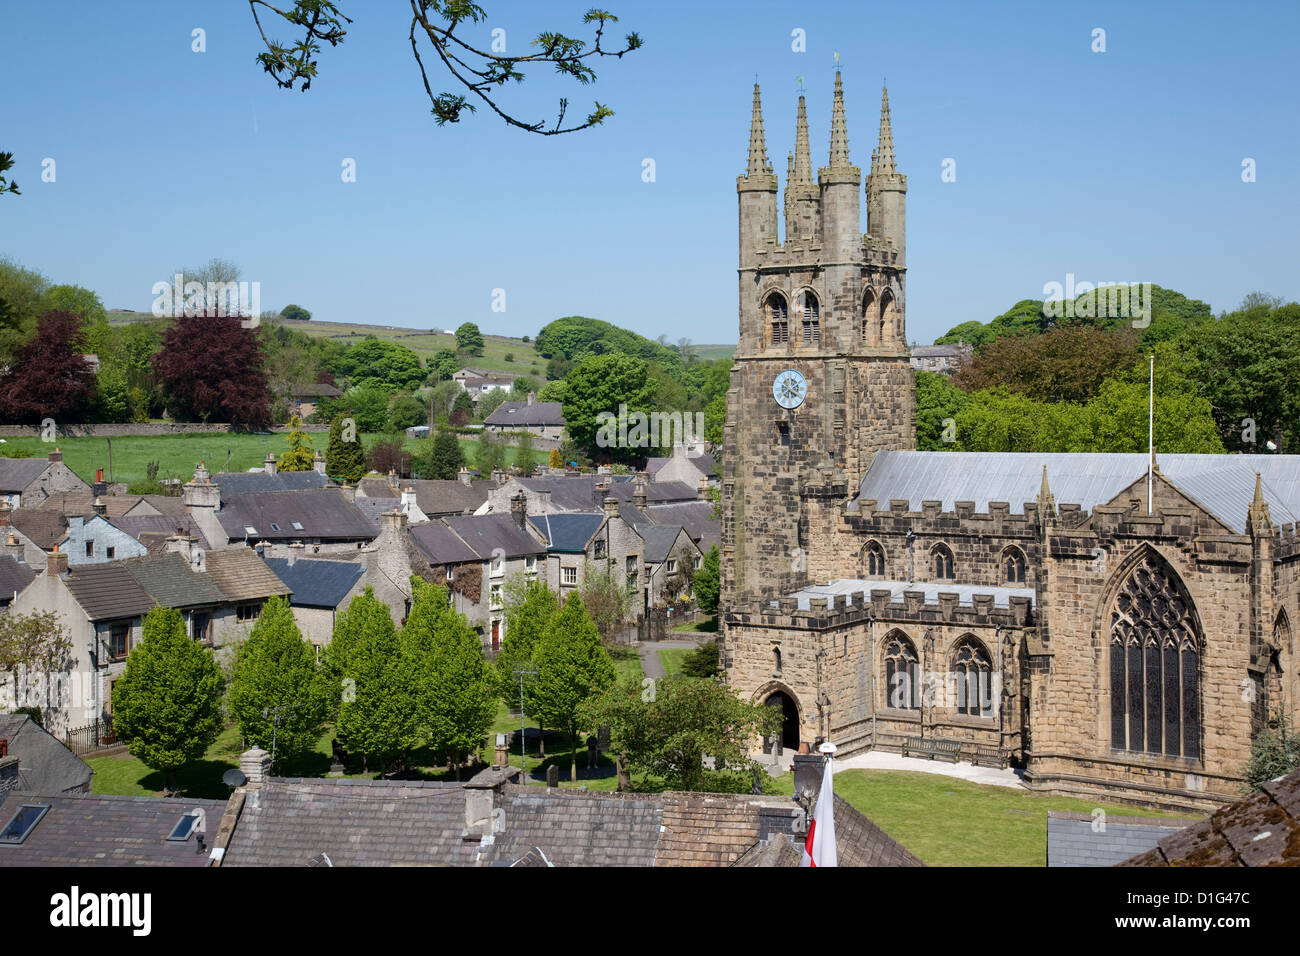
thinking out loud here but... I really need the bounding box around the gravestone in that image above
[546,764,559,788]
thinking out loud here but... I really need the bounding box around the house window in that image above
[594,539,607,559]
[0,803,50,844]
[490,584,503,610]
[85,540,94,557]
[693,555,702,570]
[953,638,994,717]
[490,554,504,577]
[561,566,577,586]
[109,622,130,661]
[625,555,637,590]
[1108,552,1201,758]
[525,555,537,573]
[932,544,954,580]
[236,603,263,623]
[799,292,820,345]
[106,547,115,559]
[446,565,454,581]
[884,632,920,710]
[191,612,212,645]
[766,293,789,345]
[666,559,677,574]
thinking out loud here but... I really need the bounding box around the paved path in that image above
[751,748,1027,789]
[636,639,700,680]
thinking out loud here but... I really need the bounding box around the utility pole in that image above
[512,668,537,784]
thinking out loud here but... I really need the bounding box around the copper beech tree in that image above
[151,314,273,428]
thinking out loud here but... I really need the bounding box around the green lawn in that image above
[0,431,543,487]
[669,617,718,634]
[767,768,1197,866]
[658,648,690,677]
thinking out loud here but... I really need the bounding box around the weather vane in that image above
[795,75,806,95]
[833,50,842,70]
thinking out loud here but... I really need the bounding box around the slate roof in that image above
[854,451,1300,534]
[212,471,331,495]
[129,495,188,517]
[442,513,546,560]
[406,479,492,517]
[608,480,698,505]
[408,521,483,566]
[643,501,720,545]
[63,563,157,621]
[0,715,92,795]
[638,524,691,564]
[646,452,717,478]
[354,495,401,529]
[528,513,604,553]
[1119,768,1300,867]
[516,476,611,512]
[485,786,662,867]
[1047,811,1202,867]
[38,492,152,519]
[265,557,363,609]
[0,554,35,599]
[203,549,292,603]
[122,552,225,609]
[0,458,54,493]
[789,578,1036,611]
[484,401,565,428]
[110,515,213,553]
[221,778,474,867]
[8,508,67,550]
[218,488,375,542]
[0,792,226,867]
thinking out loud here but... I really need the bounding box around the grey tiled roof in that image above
[0,458,54,493]
[123,552,225,609]
[0,715,92,795]
[221,778,475,867]
[854,451,1300,534]
[485,401,565,428]
[212,471,332,495]
[218,489,375,542]
[638,524,691,564]
[408,521,482,566]
[203,549,292,603]
[0,554,35,599]
[265,557,363,608]
[8,508,67,549]
[483,786,662,867]
[528,513,603,553]
[110,515,213,552]
[64,563,157,621]
[608,480,698,505]
[1119,768,1300,867]
[442,514,546,560]
[0,792,226,867]
[1047,811,1201,867]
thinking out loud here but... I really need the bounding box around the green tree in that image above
[578,675,779,792]
[562,352,658,462]
[326,413,365,483]
[496,576,558,702]
[280,303,312,321]
[415,425,466,479]
[455,322,485,356]
[323,588,419,773]
[386,392,427,431]
[334,338,426,391]
[537,379,568,404]
[111,608,225,793]
[694,545,720,614]
[1242,710,1300,793]
[427,379,461,421]
[530,592,615,779]
[40,284,106,324]
[915,370,970,450]
[401,577,496,776]
[678,640,720,678]
[578,563,629,643]
[450,390,474,426]
[0,610,74,727]
[476,428,507,475]
[431,348,460,381]
[278,415,316,470]
[226,596,329,767]
[514,430,535,475]
[476,387,510,420]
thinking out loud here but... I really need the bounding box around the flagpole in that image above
[1147,354,1154,516]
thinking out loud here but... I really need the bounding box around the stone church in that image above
[720,75,1299,811]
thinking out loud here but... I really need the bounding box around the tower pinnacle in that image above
[793,95,813,185]
[744,83,773,178]
[827,71,851,167]
[873,85,897,174]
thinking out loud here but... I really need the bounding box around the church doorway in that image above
[764,691,801,753]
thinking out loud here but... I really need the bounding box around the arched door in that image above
[765,691,801,752]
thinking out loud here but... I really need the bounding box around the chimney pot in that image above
[239,747,272,787]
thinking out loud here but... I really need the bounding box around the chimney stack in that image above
[47,546,69,577]
[48,446,62,463]
[287,542,305,567]
[92,496,107,517]
[386,469,399,494]
[603,496,618,519]
[633,475,647,511]
[6,532,25,565]
[239,747,272,788]
[182,462,220,510]
[313,450,327,476]
[697,475,711,500]
[510,491,528,531]
[527,391,536,406]
[0,499,11,527]
[491,469,506,486]
[458,467,472,487]
[263,453,277,476]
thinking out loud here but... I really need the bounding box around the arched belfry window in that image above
[861,288,877,344]
[1002,547,1026,584]
[883,631,920,710]
[797,291,820,346]
[1108,551,1201,758]
[879,289,896,344]
[862,540,886,578]
[766,292,789,346]
[932,543,954,580]
[953,637,994,716]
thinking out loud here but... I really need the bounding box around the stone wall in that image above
[0,423,329,437]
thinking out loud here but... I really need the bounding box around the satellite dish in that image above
[222,768,248,788]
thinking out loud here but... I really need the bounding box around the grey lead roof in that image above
[529,513,604,552]
[789,578,1035,610]
[855,451,1300,534]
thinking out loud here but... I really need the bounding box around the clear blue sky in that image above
[2,0,1296,346]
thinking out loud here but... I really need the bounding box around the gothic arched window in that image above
[883,631,920,710]
[1002,547,1026,584]
[879,289,896,344]
[773,646,783,677]
[861,288,877,343]
[1108,552,1200,758]
[953,637,994,716]
[798,291,820,346]
[862,540,886,578]
[766,292,789,346]
[932,544,954,580]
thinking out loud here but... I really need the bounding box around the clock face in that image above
[772,369,807,410]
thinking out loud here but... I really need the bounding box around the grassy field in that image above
[658,648,690,677]
[0,431,542,487]
[767,768,1195,866]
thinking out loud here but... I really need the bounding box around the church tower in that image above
[722,76,915,611]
